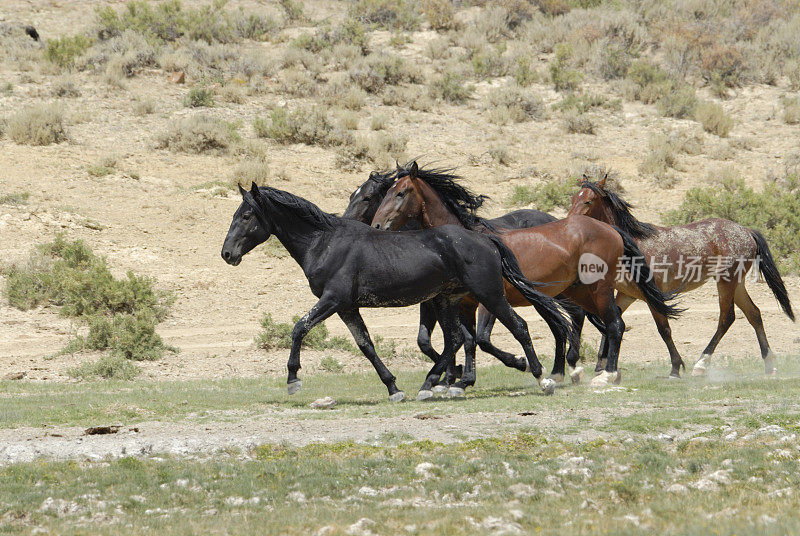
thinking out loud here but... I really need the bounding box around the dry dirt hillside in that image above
[0,0,798,382]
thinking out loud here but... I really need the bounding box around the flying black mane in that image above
[367,168,399,189]
[581,181,656,239]
[397,163,492,230]
[258,186,338,230]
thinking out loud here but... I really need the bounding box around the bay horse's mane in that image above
[258,186,338,230]
[397,163,491,230]
[581,180,657,239]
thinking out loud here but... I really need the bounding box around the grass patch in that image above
[254,106,346,147]
[549,43,582,92]
[782,96,800,125]
[68,355,142,380]
[0,192,30,206]
[156,115,240,154]
[507,180,573,211]
[347,0,420,30]
[562,109,595,134]
[665,174,800,272]
[6,104,68,146]
[487,85,545,123]
[3,235,173,364]
[429,69,473,103]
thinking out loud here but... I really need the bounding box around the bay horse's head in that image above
[221,182,272,266]
[567,173,614,222]
[371,161,424,230]
[342,170,396,223]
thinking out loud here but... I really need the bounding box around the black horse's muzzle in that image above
[221,247,242,266]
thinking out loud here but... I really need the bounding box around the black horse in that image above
[221,182,571,401]
[342,165,575,388]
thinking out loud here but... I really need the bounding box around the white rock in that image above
[175,478,190,488]
[288,491,307,503]
[708,469,732,485]
[723,431,738,441]
[313,526,335,536]
[310,396,337,409]
[760,514,777,524]
[666,483,688,494]
[509,509,524,521]
[414,462,436,479]
[358,486,378,497]
[508,483,535,498]
[623,514,640,526]
[657,433,674,442]
[768,487,793,498]
[347,517,377,536]
[480,516,523,535]
[692,478,718,491]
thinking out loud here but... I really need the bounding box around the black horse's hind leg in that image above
[447,311,479,397]
[552,307,586,384]
[287,296,339,394]
[338,309,405,401]
[417,302,462,391]
[475,307,528,371]
[417,298,464,400]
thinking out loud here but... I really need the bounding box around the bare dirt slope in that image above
[1,0,798,384]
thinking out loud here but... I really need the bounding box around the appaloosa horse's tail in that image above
[751,229,795,321]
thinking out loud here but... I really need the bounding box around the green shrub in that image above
[156,115,239,154]
[508,180,573,211]
[256,313,358,353]
[695,101,733,137]
[348,0,420,30]
[4,235,174,360]
[44,34,92,68]
[429,70,473,103]
[319,356,344,373]
[348,53,420,93]
[68,356,141,380]
[549,44,582,92]
[183,87,214,107]
[471,46,507,79]
[279,0,305,22]
[421,0,455,31]
[625,60,696,119]
[656,85,698,119]
[555,93,621,114]
[664,176,800,272]
[254,106,346,147]
[6,104,68,146]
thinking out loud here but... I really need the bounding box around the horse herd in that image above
[220,162,794,402]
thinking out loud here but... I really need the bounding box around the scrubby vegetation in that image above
[5,104,68,146]
[3,235,174,369]
[508,179,574,211]
[156,115,240,154]
[696,101,734,137]
[255,313,358,353]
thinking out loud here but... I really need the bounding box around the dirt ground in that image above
[1,0,799,385]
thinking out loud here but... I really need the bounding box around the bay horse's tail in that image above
[484,234,572,346]
[615,228,683,320]
[750,229,795,321]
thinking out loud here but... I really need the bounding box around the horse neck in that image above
[415,181,462,229]
[263,200,331,265]
[594,201,618,227]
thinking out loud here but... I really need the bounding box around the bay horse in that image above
[342,166,568,387]
[221,182,571,401]
[568,176,794,377]
[371,162,681,392]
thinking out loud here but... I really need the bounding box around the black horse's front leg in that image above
[417,299,463,400]
[339,309,405,401]
[417,301,462,393]
[286,296,338,394]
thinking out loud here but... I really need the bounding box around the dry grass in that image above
[696,101,734,138]
[156,115,240,154]
[783,96,800,125]
[562,109,595,134]
[6,104,68,146]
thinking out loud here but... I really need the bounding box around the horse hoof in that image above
[540,378,556,395]
[692,356,710,376]
[432,384,448,394]
[416,390,434,401]
[590,371,618,388]
[446,386,466,398]
[613,371,622,385]
[668,372,681,380]
[287,380,302,395]
[389,391,406,402]
[570,366,584,385]
[549,373,565,383]
[765,355,777,376]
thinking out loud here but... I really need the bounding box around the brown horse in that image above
[568,176,794,377]
[371,162,681,392]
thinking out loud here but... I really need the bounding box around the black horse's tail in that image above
[485,234,572,345]
[615,227,683,320]
[750,229,795,321]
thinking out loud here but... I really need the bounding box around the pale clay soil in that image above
[1,0,799,459]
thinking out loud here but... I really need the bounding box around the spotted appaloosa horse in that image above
[569,176,794,377]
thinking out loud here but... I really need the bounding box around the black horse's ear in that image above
[238,183,247,196]
[369,171,378,179]
[250,182,260,198]
[409,161,419,178]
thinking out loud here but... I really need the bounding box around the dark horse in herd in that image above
[221,161,793,401]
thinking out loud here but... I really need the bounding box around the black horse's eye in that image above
[243,212,253,220]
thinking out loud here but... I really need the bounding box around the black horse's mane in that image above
[581,180,656,239]
[396,163,492,230]
[367,168,399,189]
[258,186,338,230]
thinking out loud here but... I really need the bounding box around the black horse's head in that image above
[342,170,397,223]
[221,182,271,266]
